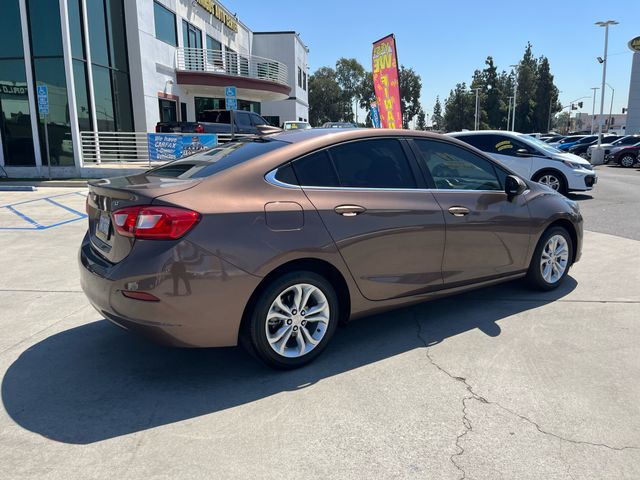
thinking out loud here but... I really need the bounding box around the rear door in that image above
[411,138,532,285]
[292,138,446,301]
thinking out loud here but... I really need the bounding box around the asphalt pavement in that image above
[0,168,639,479]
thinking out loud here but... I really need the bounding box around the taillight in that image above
[111,206,200,240]
[195,124,205,133]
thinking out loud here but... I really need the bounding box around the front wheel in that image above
[526,227,573,291]
[533,171,568,195]
[619,154,637,168]
[243,271,339,369]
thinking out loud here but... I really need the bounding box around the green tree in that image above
[308,67,350,126]
[534,56,561,132]
[514,42,538,132]
[335,58,366,122]
[444,82,474,132]
[416,109,426,130]
[431,96,444,131]
[399,66,423,128]
[481,57,505,129]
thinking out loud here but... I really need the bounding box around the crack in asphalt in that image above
[413,315,639,480]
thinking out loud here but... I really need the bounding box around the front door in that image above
[411,138,532,286]
[291,138,446,301]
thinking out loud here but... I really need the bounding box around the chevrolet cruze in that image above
[80,129,583,368]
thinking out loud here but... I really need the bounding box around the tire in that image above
[619,154,637,168]
[526,226,573,291]
[533,170,568,195]
[242,271,340,369]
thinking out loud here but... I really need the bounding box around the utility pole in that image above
[471,87,481,130]
[590,87,599,134]
[593,20,618,164]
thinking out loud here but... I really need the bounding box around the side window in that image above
[291,150,339,187]
[236,112,251,127]
[457,134,498,153]
[414,139,503,191]
[492,136,534,157]
[251,114,268,126]
[328,139,417,189]
[274,163,298,185]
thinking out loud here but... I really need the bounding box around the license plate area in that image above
[97,211,111,238]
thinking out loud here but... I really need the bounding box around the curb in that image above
[0,180,88,188]
[0,185,38,192]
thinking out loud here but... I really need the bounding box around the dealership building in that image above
[0,0,309,176]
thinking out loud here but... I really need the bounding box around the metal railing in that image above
[80,131,257,165]
[176,48,288,86]
[80,132,150,165]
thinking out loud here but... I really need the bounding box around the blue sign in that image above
[225,86,237,110]
[147,133,218,161]
[370,101,381,128]
[37,85,49,115]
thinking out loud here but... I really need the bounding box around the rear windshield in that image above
[147,138,288,179]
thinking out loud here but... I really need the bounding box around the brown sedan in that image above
[80,129,583,368]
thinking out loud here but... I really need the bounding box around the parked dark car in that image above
[155,109,281,135]
[588,135,640,161]
[80,129,583,369]
[607,144,640,167]
[568,135,620,157]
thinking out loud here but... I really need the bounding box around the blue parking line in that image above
[5,205,44,229]
[0,191,85,209]
[44,197,87,218]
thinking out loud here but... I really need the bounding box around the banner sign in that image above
[147,133,218,161]
[370,101,381,128]
[372,34,402,129]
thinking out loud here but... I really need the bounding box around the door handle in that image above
[448,206,470,217]
[334,205,366,217]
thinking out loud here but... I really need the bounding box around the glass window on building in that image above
[154,1,177,46]
[226,47,238,76]
[298,67,302,88]
[68,0,93,132]
[180,102,187,121]
[182,20,203,70]
[27,0,74,166]
[159,98,177,122]
[0,0,35,166]
[205,35,223,68]
[303,72,307,91]
[92,64,115,131]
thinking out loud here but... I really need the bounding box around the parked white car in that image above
[448,131,597,195]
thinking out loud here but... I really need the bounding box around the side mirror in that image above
[515,148,531,157]
[505,175,527,197]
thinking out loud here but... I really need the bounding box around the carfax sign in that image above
[147,133,218,161]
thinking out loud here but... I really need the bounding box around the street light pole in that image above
[510,64,518,131]
[593,20,618,164]
[590,87,599,134]
[506,96,512,130]
[471,87,481,130]
[606,82,615,132]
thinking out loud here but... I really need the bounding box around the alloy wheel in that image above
[265,283,330,358]
[620,155,636,168]
[538,174,561,191]
[540,234,569,284]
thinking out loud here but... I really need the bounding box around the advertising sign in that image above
[372,34,402,129]
[147,133,218,161]
[370,101,381,128]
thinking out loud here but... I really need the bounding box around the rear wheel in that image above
[619,154,637,168]
[243,271,339,369]
[526,226,573,291]
[533,171,567,195]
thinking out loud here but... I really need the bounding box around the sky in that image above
[223,0,639,122]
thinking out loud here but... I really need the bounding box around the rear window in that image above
[147,139,287,179]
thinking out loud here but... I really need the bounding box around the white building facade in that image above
[0,0,309,177]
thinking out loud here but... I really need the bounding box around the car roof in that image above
[267,128,451,145]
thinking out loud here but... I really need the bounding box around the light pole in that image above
[471,87,481,130]
[510,64,518,131]
[593,20,618,164]
[506,96,513,130]
[606,82,615,132]
[547,90,561,132]
[590,87,599,134]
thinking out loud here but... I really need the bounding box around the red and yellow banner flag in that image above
[372,34,402,129]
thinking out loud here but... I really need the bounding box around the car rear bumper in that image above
[79,233,261,347]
